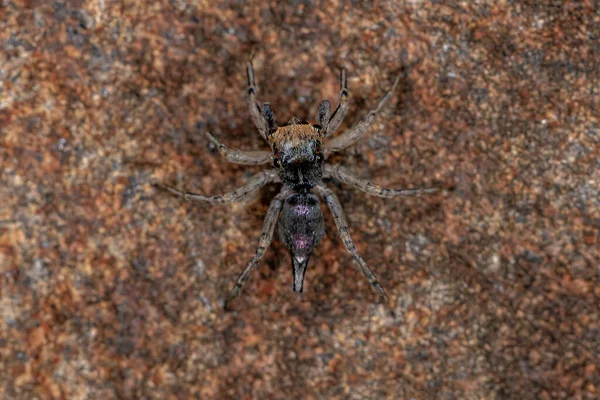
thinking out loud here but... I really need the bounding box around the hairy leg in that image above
[324,68,349,136]
[324,73,401,157]
[262,103,277,137]
[316,183,389,303]
[316,99,331,128]
[161,170,279,205]
[206,132,272,165]
[324,164,438,197]
[226,189,291,306]
[246,61,269,140]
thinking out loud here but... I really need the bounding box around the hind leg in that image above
[226,189,292,308]
[316,184,389,303]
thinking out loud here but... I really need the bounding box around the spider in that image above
[163,62,437,308]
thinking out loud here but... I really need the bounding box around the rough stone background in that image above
[1,1,599,399]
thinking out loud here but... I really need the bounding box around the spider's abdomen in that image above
[277,192,325,292]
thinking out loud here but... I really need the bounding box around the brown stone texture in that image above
[1,1,599,399]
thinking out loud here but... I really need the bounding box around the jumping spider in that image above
[164,62,437,308]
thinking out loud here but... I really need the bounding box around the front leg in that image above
[161,169,279,205]
[206,132,272,165]
[324,73,401,157]
[316,99,331,128]
[316,184,389,304]
[324,68,350,136]
[246,61,269,141]
[324,165,438,198]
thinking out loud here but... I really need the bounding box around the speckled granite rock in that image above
[1,1,598,399]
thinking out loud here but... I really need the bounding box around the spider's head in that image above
[271,123,324,191]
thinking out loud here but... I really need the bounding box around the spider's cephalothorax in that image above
[163,62,438,309]
[270,123,324,191]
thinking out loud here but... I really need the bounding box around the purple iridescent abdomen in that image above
[277,192,325,292]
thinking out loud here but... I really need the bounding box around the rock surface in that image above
[1,1,598,399]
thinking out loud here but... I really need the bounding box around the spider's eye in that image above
[315,154,323,162]
[273,158,281,168]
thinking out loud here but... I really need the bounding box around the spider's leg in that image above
[261,103,277,137]
[316,183,389,304]
[324,165,438,198]
[206,132,272,165]
[323,72,401,157]
[316,99,331,128]
[160,170,279,205]
[324,68,350,136]
[226,189,291,307]
[246,61,269,141]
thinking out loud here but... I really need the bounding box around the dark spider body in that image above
[270,123,326,291]
[163,62,437,308]
[278,192,324,292]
